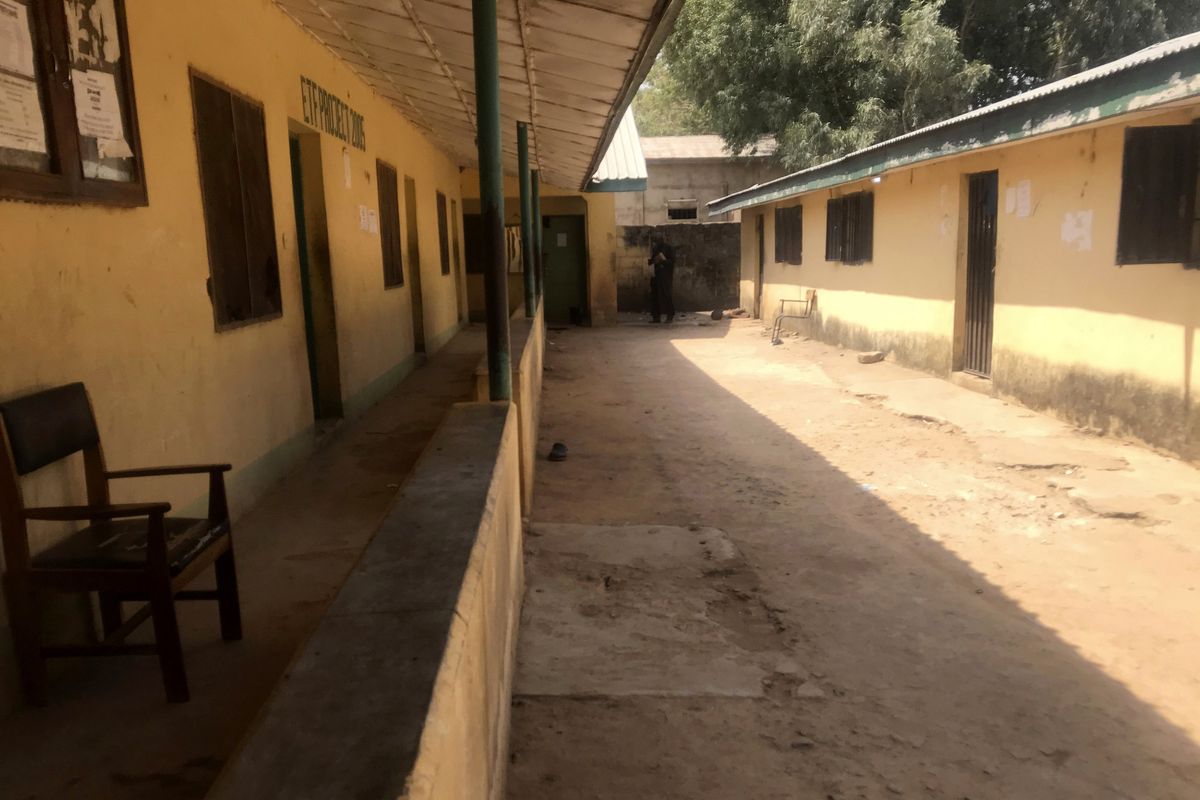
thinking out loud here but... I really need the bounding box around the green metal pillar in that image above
[531,168,544,301]
[472,0,511,401]
[518,122,536,317]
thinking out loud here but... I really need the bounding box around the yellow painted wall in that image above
[460,170,619,325]
[742,104,1200,458]
[0,0,466,709]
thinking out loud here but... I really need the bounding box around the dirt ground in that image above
[508,317,1200,800]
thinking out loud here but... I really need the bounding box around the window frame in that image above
[189,68,282,332]
[377,159,404,288]
[1115,123,1199,267]
[775,203,803,265]
[436,190,451,275]
[825,191,873,264]
[0,0,148,206]
[666,199,699,221]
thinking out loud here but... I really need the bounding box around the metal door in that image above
[964,171,998,377]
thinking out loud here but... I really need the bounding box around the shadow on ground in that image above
[512,320,1200,800]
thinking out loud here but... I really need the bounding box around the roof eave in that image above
[578,0,686,193]
[708,43,1200,216]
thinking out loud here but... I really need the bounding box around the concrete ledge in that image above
[210,401,524,800]
[475,302,545,515]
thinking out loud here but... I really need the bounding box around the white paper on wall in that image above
[1060,210,1094,252]
[1016,180,1032,218]
[0,0,35,77]
[0,71,45,153]
[71,68,125,142]
[367,208,378,234]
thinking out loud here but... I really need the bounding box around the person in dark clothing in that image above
[648,237,675,323]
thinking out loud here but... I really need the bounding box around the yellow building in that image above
[0,0,679,752]
[712,33,1200,461]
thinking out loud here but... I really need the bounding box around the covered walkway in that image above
[0,328,482,800]
[510,318,1200,799]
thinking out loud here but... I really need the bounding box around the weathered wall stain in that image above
[615,223,741,312]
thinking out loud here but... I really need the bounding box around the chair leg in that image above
[3,577,47,706]
[98,593,123,640]
[149,580,189,703]
[214,545,242,642]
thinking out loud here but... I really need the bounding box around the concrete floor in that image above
[0,327,482,800]
[509,317,1200,800]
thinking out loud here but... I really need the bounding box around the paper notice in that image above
[367,208,379,235]
[1016,180,1032,218]
[0,72,45,152]
[72,68,125,141]
[556,233,567,247]
[0,0,35,78]
[97,136,132,159]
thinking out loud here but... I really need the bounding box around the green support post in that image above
[518,122,536,317]
[531,168,543,302]
[472,0,511,401]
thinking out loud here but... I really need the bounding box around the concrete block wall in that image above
[210,402,524,800]
[475,303,545,515]
[616,223,741,313]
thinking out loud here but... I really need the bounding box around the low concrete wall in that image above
[475,302,545,515]
[616,223,741,313]
[210,402,524,800]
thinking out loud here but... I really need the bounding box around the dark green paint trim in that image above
[710,47,1200,215]
[586,178,648,193]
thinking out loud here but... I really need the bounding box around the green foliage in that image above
[633,58,711,136]
[654,0,1200,169]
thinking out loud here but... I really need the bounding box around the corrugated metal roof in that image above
[709,30,1200,215]
[589,108,648,190]
[641,135,777,160]
[275,0,683,191]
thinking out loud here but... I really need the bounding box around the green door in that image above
[542,215,587,325]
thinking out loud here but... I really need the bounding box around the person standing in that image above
[648,236,676,323]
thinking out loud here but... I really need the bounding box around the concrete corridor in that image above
[0,327,483,800]
[509,319,1200,800]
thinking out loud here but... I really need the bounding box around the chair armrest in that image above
[106,464,232,479]
[24,502,171,521]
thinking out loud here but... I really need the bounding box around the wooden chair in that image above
[0,383,242,704]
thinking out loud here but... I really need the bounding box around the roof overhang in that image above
[276,0,682,191]
[709,31,1200,216]
[587,107,647,192]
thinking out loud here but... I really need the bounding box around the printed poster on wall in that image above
[71,67,131,156]
[0,0,36,77]
[0,71,45,153]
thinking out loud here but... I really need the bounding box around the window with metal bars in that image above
[191,73,281,329]
[1116,124,1199,266]
[774,204,802,265]
[377,160,403,288]
[825,191,873,264]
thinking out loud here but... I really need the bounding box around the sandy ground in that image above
[509,317,1200,800]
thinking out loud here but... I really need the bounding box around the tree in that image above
[633,58,711,136]
[659,0,1200,169]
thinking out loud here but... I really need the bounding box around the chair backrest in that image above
[0,383,99,477]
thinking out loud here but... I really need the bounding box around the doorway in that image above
[962,171,999,378]
[288,133,343,421]
[404,176,426,353]
[754,212,766,319]
[543,214,587,325]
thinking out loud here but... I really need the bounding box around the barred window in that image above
[774,204,802,265]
